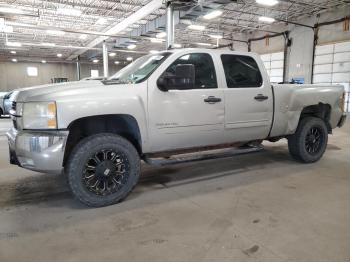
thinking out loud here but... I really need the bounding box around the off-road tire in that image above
[288,117,328,163]
[66,133,140,207]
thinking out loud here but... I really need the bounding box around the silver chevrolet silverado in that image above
[7,49,347,207]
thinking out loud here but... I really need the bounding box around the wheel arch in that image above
[299,103,332,132]
[63,114,142,166]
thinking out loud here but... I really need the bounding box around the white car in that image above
[7,48,347,207]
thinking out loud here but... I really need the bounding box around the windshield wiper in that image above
[102,78,129,85]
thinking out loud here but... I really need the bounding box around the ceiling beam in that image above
[67,0,163,60]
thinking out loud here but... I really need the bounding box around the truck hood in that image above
[12,80,127,102]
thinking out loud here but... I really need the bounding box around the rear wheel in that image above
[67,133,140,207]
[288,117,328,163]
[0,108,3,118]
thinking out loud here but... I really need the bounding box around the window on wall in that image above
[27,67,38,77]
[163,53,217,89]
[221,55,263,88]
[91,70,99,78]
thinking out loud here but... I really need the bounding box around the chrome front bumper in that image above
[7,128,69,174]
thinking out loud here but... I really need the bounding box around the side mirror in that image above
[157,64,195,91]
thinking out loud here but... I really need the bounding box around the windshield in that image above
[107,52,170,84]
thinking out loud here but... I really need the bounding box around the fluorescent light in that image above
[126,57,133,61]
[41,42,56,47]
[11,58,17,62]
[149,50,159,54]
[1,25,13,33]
[92,59,99,63]
[0,7,25,14]
[127,44,137,50]
[10,50,16,54]
[196,42,212,46]
[188,24,205,31]
[256,0,279,6]
[259,16,275,23]
[41,60,46,63]
[150,38,164,43]
[156,32,166,38]
[57,7,82,16]
[114,61,120,64]
[203,10,223,20]
[209,34,223,39]
[46,30,65,36]
[79,34,88,40]
[96,18,107,25]
[109,52,116,57]
[6,42,21,47]
[57,53,62,57]
[173,43,182,48]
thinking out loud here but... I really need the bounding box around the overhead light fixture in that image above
[96,18,107,25]
[203,10,223,20]
[46,30,65,36]
[127,44,137,50]
[259,16,275,23]
[149,50,159,54]
[173,43,182,48]
[57,7,82,16]
[92,59,99,63]
[11,58,17,62]
[57,53,62,57]
[156,32,166,38]
[187,24,205,31]
[109,52,116,57]
[41,60,46,63]
[150,38,164,43]
[41,42,56,47]
[126,57,133,61]
[256,0,279,6]
[79,34,88,40]
[114,61,120,64]
[0,7,25,15]
[0,25,13,33]
[10,50,16,54]
[196,42,212,46]
[209,34,223,39]
[6,41,22,47]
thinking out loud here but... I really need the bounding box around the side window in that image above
[221,55,263,88]
[164,53,217,89]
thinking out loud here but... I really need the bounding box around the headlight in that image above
[22,102,57,129]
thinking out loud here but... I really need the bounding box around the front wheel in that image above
[288,117,328,163]
[66,133,140,207]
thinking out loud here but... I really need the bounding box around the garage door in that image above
[313,42,350,112]
[260,52,284,83]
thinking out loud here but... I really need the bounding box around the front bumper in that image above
[338,114,347,128]
[7,128,69,174]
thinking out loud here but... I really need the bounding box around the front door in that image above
[147,52,225,152]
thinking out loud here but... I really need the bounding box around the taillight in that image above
[340,92,345,112]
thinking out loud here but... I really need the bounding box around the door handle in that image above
[254,94,269,101]
[204,96,222,104]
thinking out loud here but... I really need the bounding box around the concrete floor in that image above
[0,118,349,262]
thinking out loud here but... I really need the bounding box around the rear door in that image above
[218,54,274,142]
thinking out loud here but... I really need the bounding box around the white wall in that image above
[249,6,350,83]
[0,61,123,92]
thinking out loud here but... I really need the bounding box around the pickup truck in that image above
[7,49,347,207]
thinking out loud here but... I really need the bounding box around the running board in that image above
[143,145,264,167]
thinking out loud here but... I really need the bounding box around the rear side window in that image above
[221,55,263,88]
